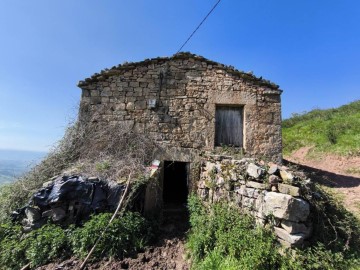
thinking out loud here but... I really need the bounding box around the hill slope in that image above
[0,149,47,185]
[282,100,360,156]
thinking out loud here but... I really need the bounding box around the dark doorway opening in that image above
[163,161,189,207]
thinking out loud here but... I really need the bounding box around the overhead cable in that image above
[176,0,222,54]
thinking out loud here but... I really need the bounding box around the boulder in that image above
[264,192,310,222]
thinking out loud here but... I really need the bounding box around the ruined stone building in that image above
[77,52,282,211]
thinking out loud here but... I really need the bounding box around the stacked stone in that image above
[77,52,282,163]
[197,154,312,248]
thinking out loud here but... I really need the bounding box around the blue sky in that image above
[0,0,359,152]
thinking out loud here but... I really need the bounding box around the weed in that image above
[0,120,157,223]
[186,194,360,270]
[0,211,153,269]
[71,212,152,260]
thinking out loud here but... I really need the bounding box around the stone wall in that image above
[77,53,282,163]
[197,154,312,248]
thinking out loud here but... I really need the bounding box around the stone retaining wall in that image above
[197,154,312,247]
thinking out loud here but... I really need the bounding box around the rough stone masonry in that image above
[77,52,283,164]
[76,53,296,244]
[198,154,312,248]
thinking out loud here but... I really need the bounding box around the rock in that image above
[271,186,278,192]
[247,163,265,179]
[52,207,66,222]
[43,180,54,188]
[246,181,266,189]
[242,196,255,208]
[280,170,294,183]
[264,192,310,222]
[274,227,305,247]
[278,183,301,197]
[25,207,41,223]
[197,181,206,189]
[269,175,280,185]
[198,188,209,200]
[281,220,311,237]
[268,164,279,175]
[216,176,225,186]
[126,102,134,110]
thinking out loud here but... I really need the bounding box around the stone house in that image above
[77,52,282,211]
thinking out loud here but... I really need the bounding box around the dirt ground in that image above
[36,210,190,270]
[285,147,360,217]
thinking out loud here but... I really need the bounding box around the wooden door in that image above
[215,106,243,147]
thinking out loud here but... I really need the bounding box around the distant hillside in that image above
[282,100,360,156]
[0,149,47,185]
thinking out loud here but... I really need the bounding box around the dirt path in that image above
[285,147,360,217]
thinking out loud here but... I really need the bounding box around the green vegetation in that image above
[71,212,153,260]
[0,212,152,269]
[0,120,157,269]
[0,121,155,223]
[186,195,360,270]
[282,100,360,156]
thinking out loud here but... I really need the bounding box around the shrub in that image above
[25,224,69,267]
[0,211,154,269]
[0,223,28,270]
[0,120,157,223]
[186,195,360,270]
[71,212,152,260]
[187,195,281,270]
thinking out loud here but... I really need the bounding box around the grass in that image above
[345,167,360,175]
[282,100,360,156]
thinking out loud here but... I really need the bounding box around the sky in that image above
[0,0,359,152]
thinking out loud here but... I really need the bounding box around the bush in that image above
[0,223,69,269]
[186,195,360,270]
[71,212,152,260]
[0,120,157,223]
[0,223,28,270]
[0,211,154,269]
[25,224,69,267]
[187,195,281,270]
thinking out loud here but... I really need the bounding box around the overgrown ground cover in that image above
[0,121,156,223]
[186,195,360,270]
[282,100,360,156]
[0,212,154,269]
[0,120,158,269]
[1,101,360,269]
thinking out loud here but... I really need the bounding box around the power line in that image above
[176,0,222,54]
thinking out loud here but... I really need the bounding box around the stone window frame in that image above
[214,104,245,149]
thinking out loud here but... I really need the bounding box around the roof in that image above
[78,52,281,91]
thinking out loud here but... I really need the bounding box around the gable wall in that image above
[78,57,282,163]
